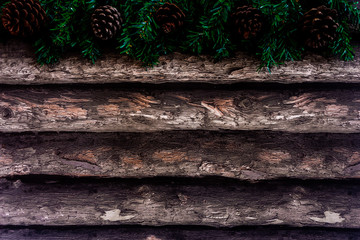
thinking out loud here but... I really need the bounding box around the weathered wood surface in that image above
[1,227,360,240]
[0,86,360,133]
[1,178,360,228]
[1,131,360,179]
[2,40,360,84]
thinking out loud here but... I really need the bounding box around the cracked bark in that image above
[0,86,360,133]
[1,37,360,235]
[0,131,360,179]
[2,40,360,84]
[0,178,359,228]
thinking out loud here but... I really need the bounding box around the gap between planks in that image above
[1,226,360,240]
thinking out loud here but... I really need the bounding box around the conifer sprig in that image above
[0,0,358,70]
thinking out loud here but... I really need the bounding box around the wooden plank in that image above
[0,86,360,133]
[1,227,360,240]
[1,178,360,228]
[2,40,360,85]
[1,131,360,179]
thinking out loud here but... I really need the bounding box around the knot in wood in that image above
[1,107,13,119]
[234,97,253,109]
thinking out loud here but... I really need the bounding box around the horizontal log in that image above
[1,131,360,179]
[0,86,360,133]
[1,227,360,240]
[2,40,360,85]
[1,178,360,228]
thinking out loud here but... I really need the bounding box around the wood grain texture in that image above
[1,178,360,228]
[0,86,360,133]
[1,227,360,240]
[2,40,360,85]
[1,131,360,179]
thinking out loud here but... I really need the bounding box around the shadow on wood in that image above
[1,177,359,228]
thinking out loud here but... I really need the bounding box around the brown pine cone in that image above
[1,0,47,37]
[300,5,339,49]
[155,3,185,34]
[91,5,122,40]
[231,5,263,39]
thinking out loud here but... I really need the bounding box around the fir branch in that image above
[36,0,100,63]
[0,0,9,6]
[185,0,233,59]
[117,1,136,57]
[330,21,354,60]
[256,0,303,71]
[330,0,360,28]
[50,0,83,47]
[0,0,9,11]
[79,36,100,63]
[0,0,11,42]
[33,0,66,64]
[0,0,359,68]
[118,0,163,66]
[72,0,101,62]
[34,34,63,65]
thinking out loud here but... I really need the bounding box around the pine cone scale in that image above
[231,5,263,40]
[300,5,339,49]
[91,5,122,40]
[1,0,46,37]
[155,3,185,34]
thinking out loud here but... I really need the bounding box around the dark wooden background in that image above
[0,40,360,239]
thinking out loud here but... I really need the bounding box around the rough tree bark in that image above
[1,131,360,179]
[1,227,360,240]
[0,86,360,133]
[1,40,360,85]
[1,178,360,228]
[1,38,360,236]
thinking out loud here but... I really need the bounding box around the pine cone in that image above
[300,5,339,49]
[91,5,122,40]
[231,6,263,39]
[155,3,185,34]
[1,0,47,37]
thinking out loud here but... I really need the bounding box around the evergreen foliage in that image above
[0,0,359,70]
[254,0,303,71]
[0,0,10,43]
